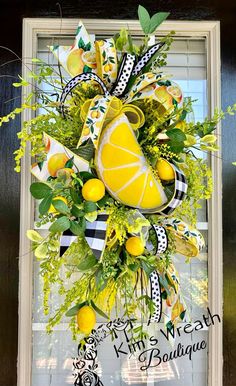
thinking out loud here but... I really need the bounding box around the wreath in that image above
[1,5,230,343]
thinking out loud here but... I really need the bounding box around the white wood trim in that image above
[206,21,223,386]
[19,18,222,386]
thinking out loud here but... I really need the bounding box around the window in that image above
[18,19,222,386]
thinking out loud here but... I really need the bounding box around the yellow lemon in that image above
[156,159,175,181]
[95,114,167,212]
[49,196,68,214]
[82,178,105,202]
[47,153,69,177]
[77,305,96,334]
[125,236,144,256]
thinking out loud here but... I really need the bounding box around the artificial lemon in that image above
[77,305,96,334]
[156,159,175,181]
[47,153,69,177]
[125,236,145,256]
[82,178,105,202]
[49,196,68,214]
[95,114,167,212]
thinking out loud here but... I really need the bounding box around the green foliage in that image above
[138,5,169,35]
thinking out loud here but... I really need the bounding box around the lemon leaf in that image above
[90,300,109,319]
[39,193,53,215]
[49,216,70,233]
[77,255,97,271]
[138,5,151,34]
[52,199,70,215]
[84,201,97,213]
[66,301,88,317]
[30,182,52,199]
[149,12,170,34]
[26,230,43,243]
[70,220,84,236]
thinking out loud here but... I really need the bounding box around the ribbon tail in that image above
[149,270,162,323]
[132,42,165,76]
[60,213,109,261]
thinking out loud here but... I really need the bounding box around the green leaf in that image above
[70,220,84,236]
[97,194,113,208]
[52,199,70,215]
[167,128,186,142]
[26,230,43,243]
[71,205,84,218]
[128,263,140,272]
[141,261,154,277]
[77,255,98,271]
[138,5,151,34]
[65,156,74,169]
[66,301,88,317]
[80,171,96,182]
[49,216,70,233]
[84,201,97,213]
[30,182,52,199]
[39,193,53,215]
[34,242,48,259]
[90,300,109,319]
[149,12,170,34]
[70,188,82,204]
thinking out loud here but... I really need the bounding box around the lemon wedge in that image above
[95,114,167,211]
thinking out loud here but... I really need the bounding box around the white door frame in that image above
[19,18,222,386]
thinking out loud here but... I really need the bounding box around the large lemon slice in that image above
[95,114,167,211]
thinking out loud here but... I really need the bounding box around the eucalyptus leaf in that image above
[30,182,52,199]
[77,255,97,271]
[39,193,53,215]
[90,300,109,319]
[138,5,151,34]
[141,261,154,277]
[49,216,70,233]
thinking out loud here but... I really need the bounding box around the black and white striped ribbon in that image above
[132,42,164,76]
[60,213,109,260]
[111,53,136,97]
[158,163,188,216]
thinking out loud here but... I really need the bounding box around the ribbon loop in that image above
[111,53,136,97]
[60,72,110,116]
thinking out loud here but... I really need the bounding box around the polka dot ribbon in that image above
[148,225,168,323]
